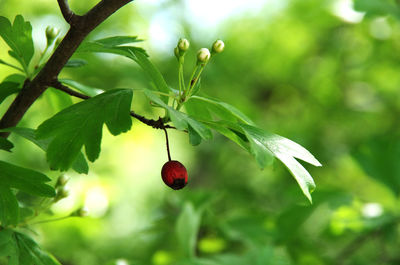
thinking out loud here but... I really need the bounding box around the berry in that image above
[161,160,188,190]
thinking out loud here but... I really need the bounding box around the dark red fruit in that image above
[161,160,188,190]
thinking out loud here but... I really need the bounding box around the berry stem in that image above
[163,128,172,161]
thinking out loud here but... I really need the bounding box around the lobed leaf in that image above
[0,161,55,197]
[15,232,62,265]
[3,127,88,174]
[36,89,133,171]
[0,15,34,71]
[0,185,19,226]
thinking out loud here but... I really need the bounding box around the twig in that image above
[51,80,177,130]
[57,0,79,25]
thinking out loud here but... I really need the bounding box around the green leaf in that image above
[93,36,142,46]
[0,161,55,197]
[239,124,321,203]
[144,90,212,142]
[64,59,87,68]
[15,232,62,265]
[0,229,17,259]
[4,127,89,174]
[0,185,19,226]
[36,89,133,171]
[77,35,145,60]
[202,121,249,151]
[188,96,254,125]
[3,73,26,84]
[0,15,34,71]
[0,137,14,152]
[130,50,171,103]
[176,202,202,258]
[0,82,20,104]
[354,0,400,17]
[59,79,103,97]
[0,59,24,72]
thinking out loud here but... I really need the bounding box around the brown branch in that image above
[51,80,176,130]
[0,0,133,138]
[57,0,79,25]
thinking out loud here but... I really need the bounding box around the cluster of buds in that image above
[54,174,70,202]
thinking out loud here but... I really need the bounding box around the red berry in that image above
[161,160,188,190]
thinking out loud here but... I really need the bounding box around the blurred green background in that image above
[1,0,400,264]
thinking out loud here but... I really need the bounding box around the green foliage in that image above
[354,0,400,18]
[4,127,89,174]
[0,229,61,265]
[0,161,55,226]
[36,89,133,171]
[0,82,20,104]
[0,137,14,152]
[0,15,34,75]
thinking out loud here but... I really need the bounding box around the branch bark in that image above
[57,0,79,25]
[0,0,133,137]
[51,80,176,130]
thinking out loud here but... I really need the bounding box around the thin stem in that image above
[163,128,171,161]
[187,65,205,98]
[187,65,199,92]
[30,215,71,225]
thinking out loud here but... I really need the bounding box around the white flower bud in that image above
[178,38,190,51]
[197,48,211,64]
[212,40,224,53]
[45,26,59,44]
[54,186,69,202]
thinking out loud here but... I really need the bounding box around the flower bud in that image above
[71,206,89,217]
[197,48,211,64]
[212,40,224,53]
[45,26,59,44]
[178,38,190,52]
[54,187,69,202]
[174,46,180,60]
[56,174,69,188]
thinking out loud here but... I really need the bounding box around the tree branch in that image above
[57,0,78,25]
[51,80,176,130]
[0,0,133,138]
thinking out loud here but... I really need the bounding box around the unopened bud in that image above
[54,187,69,202]
[56,174,69,187]
[71,207,89,217]
[178,38,190,52]
[212,40,224,53]
[174,46,180,60]
[197,48,211,64]
[45,26,59,44]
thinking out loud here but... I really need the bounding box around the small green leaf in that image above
[0,15,34,71]
[64,59,87,68]
[0,82,21,104]
[77,35,145,60]
[131,50,171,103]
[15,232,62,265]
[0,161,55,197]
[188,96,254,125]
[36,89,133,171]
[0,229,17,258]
[0,137,14,152]
[3,127,89,174]
[59,79,103,97]
[239,124,321,203]
[176,202,202,258]
[0,185,19,226]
